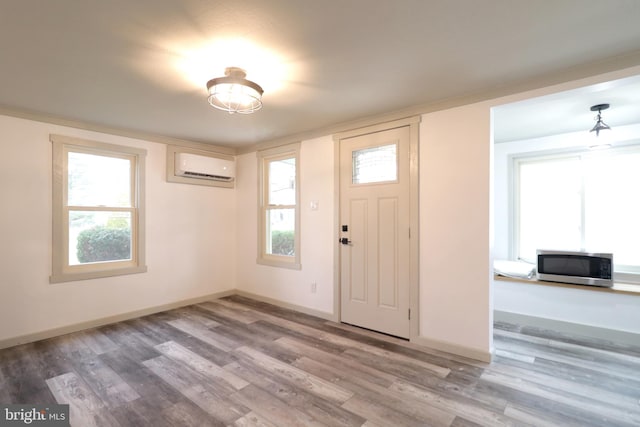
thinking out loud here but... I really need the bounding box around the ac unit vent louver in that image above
[181,171,233,181]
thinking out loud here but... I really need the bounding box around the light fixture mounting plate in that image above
[224,67,247,79]
[590,103,610,112]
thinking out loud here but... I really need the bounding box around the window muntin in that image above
[514,145,640,281]
[51,135,146,283]
[258,144,301,269]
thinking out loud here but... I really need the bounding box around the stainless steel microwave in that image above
[536,250,614,288]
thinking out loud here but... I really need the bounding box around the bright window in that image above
[51,135,147,283]
[514,145,640,282]
[257,143,301,269]
[352,143,397,184]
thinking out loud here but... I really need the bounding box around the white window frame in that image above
[512,143,640,284]
[257,143,301,270]
[50,134,147,283]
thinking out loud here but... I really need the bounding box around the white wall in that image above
[235,136,335,316]
[0,114,236,343]
[419,104,494,358]
[494,280,640,334]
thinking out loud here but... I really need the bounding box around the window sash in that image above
[66,148,135,208]
[263,205,296,259]
[64,206,138,272]
[266,156,296,206]
[51,134,147,283]
[257,143,301,269]
[513,144,640,282]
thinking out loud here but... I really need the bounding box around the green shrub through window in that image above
[77,225,131,263]
[270,230,294,256]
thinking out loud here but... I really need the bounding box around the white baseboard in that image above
[234,290,336,321]
[1,288,499,367]
[411,336,493,363]
[0,290,235,350]
[494,310,640,345]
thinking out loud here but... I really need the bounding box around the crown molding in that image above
[0,105,237,156]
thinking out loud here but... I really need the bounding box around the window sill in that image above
[50,265,148,283]
[493,274,640,296]
[256,258,302,271]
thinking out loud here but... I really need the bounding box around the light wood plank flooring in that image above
[1,295,639,426]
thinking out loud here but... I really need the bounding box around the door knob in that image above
[339,237,352,245]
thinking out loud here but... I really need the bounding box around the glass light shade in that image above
[206,68,263,114]
[588,126,613,149]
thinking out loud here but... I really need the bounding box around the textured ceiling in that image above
[1,0,640,147]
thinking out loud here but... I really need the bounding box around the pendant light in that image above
[588,103,612,149]
[589,103,611,136]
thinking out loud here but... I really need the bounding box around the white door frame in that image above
[333,116,421,340]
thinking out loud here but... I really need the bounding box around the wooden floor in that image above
[1,296,639,426]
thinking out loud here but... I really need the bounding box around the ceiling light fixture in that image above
[206,67,263,114]
[589,103,611,137]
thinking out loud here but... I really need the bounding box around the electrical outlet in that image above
[311,282,317,293]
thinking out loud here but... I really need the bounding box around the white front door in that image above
[339,126,411,338]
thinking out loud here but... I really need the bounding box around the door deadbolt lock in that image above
[339,237,352,245]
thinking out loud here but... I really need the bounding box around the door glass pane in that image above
[265,208,295,256]
[268,157,296,205]
[69,210,132,265]
[68,152,131,207]
[352,143,397,184]
[518,157,582,262]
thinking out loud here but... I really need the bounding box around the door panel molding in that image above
[349,199,368,303]
[378,196,398,309]
[334,116,421,340]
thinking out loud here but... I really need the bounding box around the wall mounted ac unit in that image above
[174,153,235,182]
